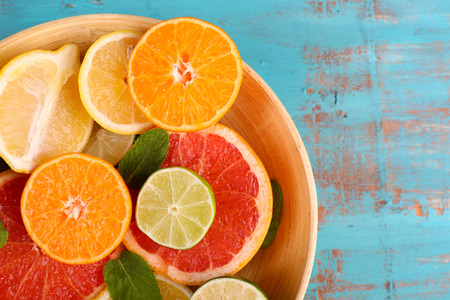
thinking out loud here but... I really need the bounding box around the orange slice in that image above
[127,17,243,132]
[123,124,272,285]
[0,170,124,299]
[21,153,132,265]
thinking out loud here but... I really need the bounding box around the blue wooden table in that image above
[1,0,449,299]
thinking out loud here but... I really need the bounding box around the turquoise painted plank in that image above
[1,0,449,299]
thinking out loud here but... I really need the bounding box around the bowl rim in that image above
[246,69,318,299]
[0,13,318,299]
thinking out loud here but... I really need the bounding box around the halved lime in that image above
[191,277,268,300]
[136,167,216,250]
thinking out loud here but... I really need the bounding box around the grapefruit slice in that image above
[123,124,272,285]
[0,170,120,299]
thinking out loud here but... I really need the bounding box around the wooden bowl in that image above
[0,14,318,300]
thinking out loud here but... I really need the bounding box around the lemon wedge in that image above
[0,43,93,173]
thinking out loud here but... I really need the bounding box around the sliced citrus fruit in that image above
[21,153,132,265]
[123,123,272,285]
[79,30,153,134]
[94,289,110,300]
[191,277,268,300]
[0,169,122,299]
[136,167,216,250]
[82,122,135,166]
[127,17,243,132]
[95,274,192,300]
[0,43,93,173]
[155,274,193,300]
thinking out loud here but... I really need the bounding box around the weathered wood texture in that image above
[1,0,449,299]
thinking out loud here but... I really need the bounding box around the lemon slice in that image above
[136,167,216,250]
[95,274,192,300]
[155,274,192,300]
[82,122,134,166]
[79,30,153,134]
[94,289,110,300]
[0,43,93,173]
[191,277,268,300]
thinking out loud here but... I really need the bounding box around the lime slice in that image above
[136,167,215,250]
[191,277,268,300]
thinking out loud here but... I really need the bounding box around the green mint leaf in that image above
[103,250,162,300]
[117,128,169,189]
[0,157,10,173]
[0,220,8,249]
[262,179,283,247]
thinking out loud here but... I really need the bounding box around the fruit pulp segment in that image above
[87,66,129,120]
[190,26,233,68]
[149,83,187,127]
[190,76,236,108]
[38,72,92,163]
[131,131,260,272]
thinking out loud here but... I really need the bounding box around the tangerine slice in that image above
[21,153,132,265]
[0,170,121,299]
[127,17,243,132]
[123,124,272,285]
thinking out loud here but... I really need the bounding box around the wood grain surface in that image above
[1,0,449,299]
